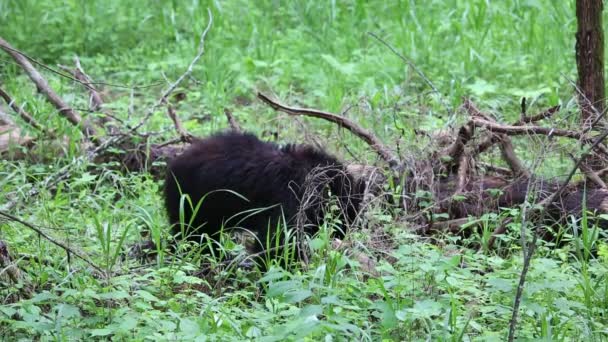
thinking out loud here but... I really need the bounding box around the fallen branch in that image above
[0,37,100,142]
[572,154,607,189]
[167,104,191,143]
[441,123,473,168]
[463,99,530,176]
[224,108,242,132]
[499,138,530,177]
[257,92,400,168]
[0,240,33,299]
[0,87,48,134]
[472,117,581,139]
[508,124,608,342]
[0,210,103,275]
[59,57,117,132]
[520,105,561,124]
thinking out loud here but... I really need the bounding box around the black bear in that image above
[163,131,364,267]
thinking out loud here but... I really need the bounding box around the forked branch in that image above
[257,92,400,168]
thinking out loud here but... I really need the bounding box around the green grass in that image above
[1,0,608,340]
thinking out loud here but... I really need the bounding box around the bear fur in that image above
[163,131,364,264]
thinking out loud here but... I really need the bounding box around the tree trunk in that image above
[575,0,605,124]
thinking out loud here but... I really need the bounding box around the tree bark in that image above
[575,0,605,124]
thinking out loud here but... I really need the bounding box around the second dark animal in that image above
[164,131,364,267]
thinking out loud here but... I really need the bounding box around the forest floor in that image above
[1,1,607,340]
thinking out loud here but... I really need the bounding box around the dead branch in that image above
[59,57,118,132]
[520,105,560,124]
[508,124,608,342]
[0,210,103,275]
[224,108,242,132]
[368,31,453,116]
[130,9,213,133]
[73,57,104,111]
[572,154,607,188]
[455,154,472,193]
[0,37,101,142]
[167,105,191,143]
[257,92,400,168]
[0,87,48,134]
[0,240,33,299]
[463,99,530,176]
[472,117,581,139]
[441,123,473,167]
[499,138,530,177]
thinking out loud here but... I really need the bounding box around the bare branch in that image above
[520,105,560,124]
[0,37,101,142]
[368,31,452,116]
[224,108,242,132]
[472,117,581,139]
[257,92,400,168]
[0,210,103,274]
[167,105,191,143]
[572,154,607,189]
[130,9,213,133]
[0,87,48,134]
[499,138,530,177]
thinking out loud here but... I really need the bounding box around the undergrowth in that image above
[1,0,608,340]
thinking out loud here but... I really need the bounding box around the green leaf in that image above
[90,328,114,337]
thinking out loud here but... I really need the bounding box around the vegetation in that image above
[1,0,607,340]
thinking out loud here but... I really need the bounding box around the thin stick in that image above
[130,9,213,133]
[257,92,400,168]
[507,126,608,341]
[0,210,103,274]
[0,87,48,133]
[367,32,452,116]
[472,117,581,139]
[167,104,191,142]
[224,108,242,132]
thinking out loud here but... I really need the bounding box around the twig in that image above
[442,124,473,168]
[472,117,581,139]
[0,87,48,134]
[520,105,560,124]
[0,240,33,299]
[499,138,530,177]
[224,108,242,132]
[0,210,103,274]
[0,36,101,142]
[0,42,160,90]
[367,32,452,116]
[507,126,608,341]
[257,92,400,168]
[474,106,561,155]
[167,104,191,143]
[73,57,104,111]
[455,153,471,194]
[463,99,530,177]
[130,9,213,133]
[59,58,119,135]
[570,153,607,189]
